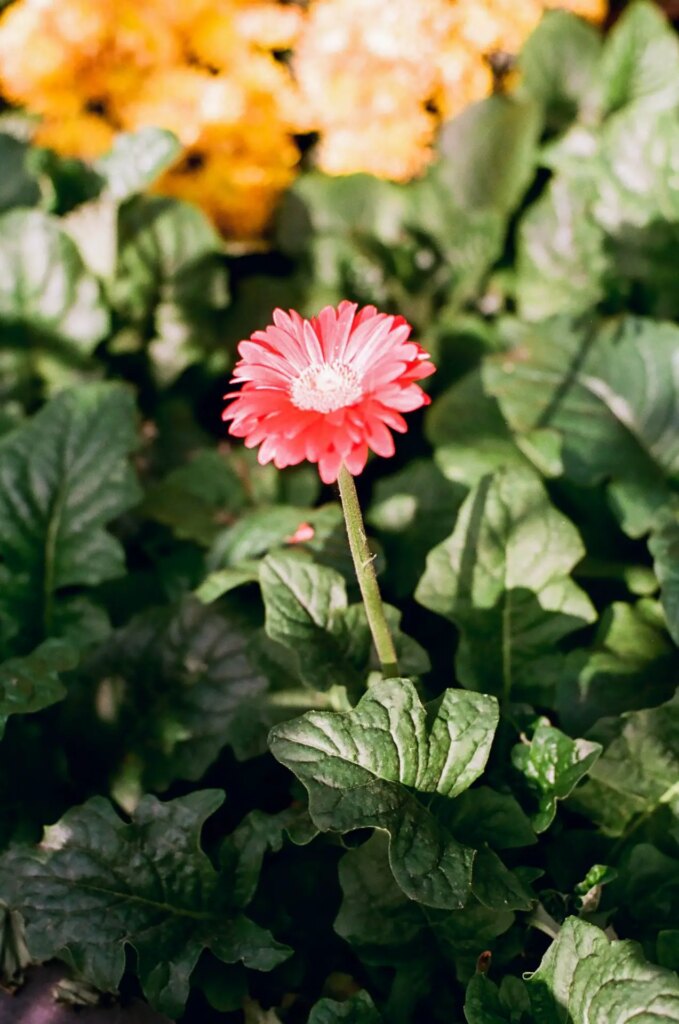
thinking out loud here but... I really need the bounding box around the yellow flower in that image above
[33,113,116,160]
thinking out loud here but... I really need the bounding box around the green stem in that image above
[337,464,399,679]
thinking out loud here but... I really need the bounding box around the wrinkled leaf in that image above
[0,792,289,1017]
[0,640,77,739]
[270,677,499,909]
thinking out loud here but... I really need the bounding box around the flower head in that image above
[223,302,435,484]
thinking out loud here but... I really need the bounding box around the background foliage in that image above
[0,2,678,1023]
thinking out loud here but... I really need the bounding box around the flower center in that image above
[290,361,363,413]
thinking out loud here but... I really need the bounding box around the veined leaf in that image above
[0,383,140,647]
[270,677,499,909]
[84,598,269,791]
[511,720,602,833]
[601,0,679,115]
[484,317,679,537]
[0,208,109,353]
[415,467,595,699]
[0,639,77,739]
[570,692,679,836]
[528,916,679,1022]
[0,791,290,1017]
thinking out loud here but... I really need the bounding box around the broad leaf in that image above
[528,917,679,1022]
[95,128,181,200]
[553,600,677,734]
[484,317,679,536]
[0,133,40,212]
[335,832,516,963]
[0,640,77,740]
[438,95,540,216]
[415,467,595,698]
[511,720,602,832]
[84,598,269,792]
[0,792,289,1017]
[112,196,229,384]
[465,973,530,1024]
[516,175,608,321]
[571,692,679,835]
[0,209,109,353]
[519,10,603,131]
[308,992,382,1023]
[601,0,679,115]
[649,512,679,644]
[0,383,140,648]
[270,677,499,909]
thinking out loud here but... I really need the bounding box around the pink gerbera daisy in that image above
[223,301,435,484]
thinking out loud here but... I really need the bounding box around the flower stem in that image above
[337,465,399,678]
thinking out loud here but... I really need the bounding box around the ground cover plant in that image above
[0,1,678,1022]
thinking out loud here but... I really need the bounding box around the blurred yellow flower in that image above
[0,0,302,241]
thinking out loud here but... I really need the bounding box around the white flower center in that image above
[290,361,363,413]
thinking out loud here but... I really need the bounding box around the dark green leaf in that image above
[308,992,382,1023]
[85,598,269,792]
[0,133,41,212]
[0,791,289,1017]
[415,467,595,699]
[0,640,77,739]
[511,721,602,832]
[270,677,499,909]
[649,511,679,644]
[0,383,140,648]
[571,693,679,836]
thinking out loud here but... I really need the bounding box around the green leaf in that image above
[308,992,382,1023]
[0,383,140,648]
[511,720,602,832]
[112,195,229,385]
[527,916,679,1022]
[465,973,531,1024]
[438,95,541,215]
[427,371,535,488]
[95,128,181,200]
[270,677,499,909]
[570,693,679,836]
[649,511,679,644]
[415,467,595,699]
[601,0,679,115]
[484,317,679,536]
[519,10,603,132]
[0,791,289,1017]
[443,787,536,851]
[553,600,677,734]
[84,598,269,791]
[335,832,515,962]
[516,174,608,321]
[0,640,77,739]
[0,209,109,354]
[259,552,355,689]
[368,459,465,598]
[210,504,343,569]
[143,449,248,546]
[0,133,41,212]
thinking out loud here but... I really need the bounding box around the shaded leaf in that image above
[0,792,289,1017]
[416,467,595,699]
[308,992,382,1023]
[649,511,679,644]
[0,640,77,739]
[270,677,499,909]
[0,383,140,648]
[570,693,679,836]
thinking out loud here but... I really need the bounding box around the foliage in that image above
[0,4,677,1024]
